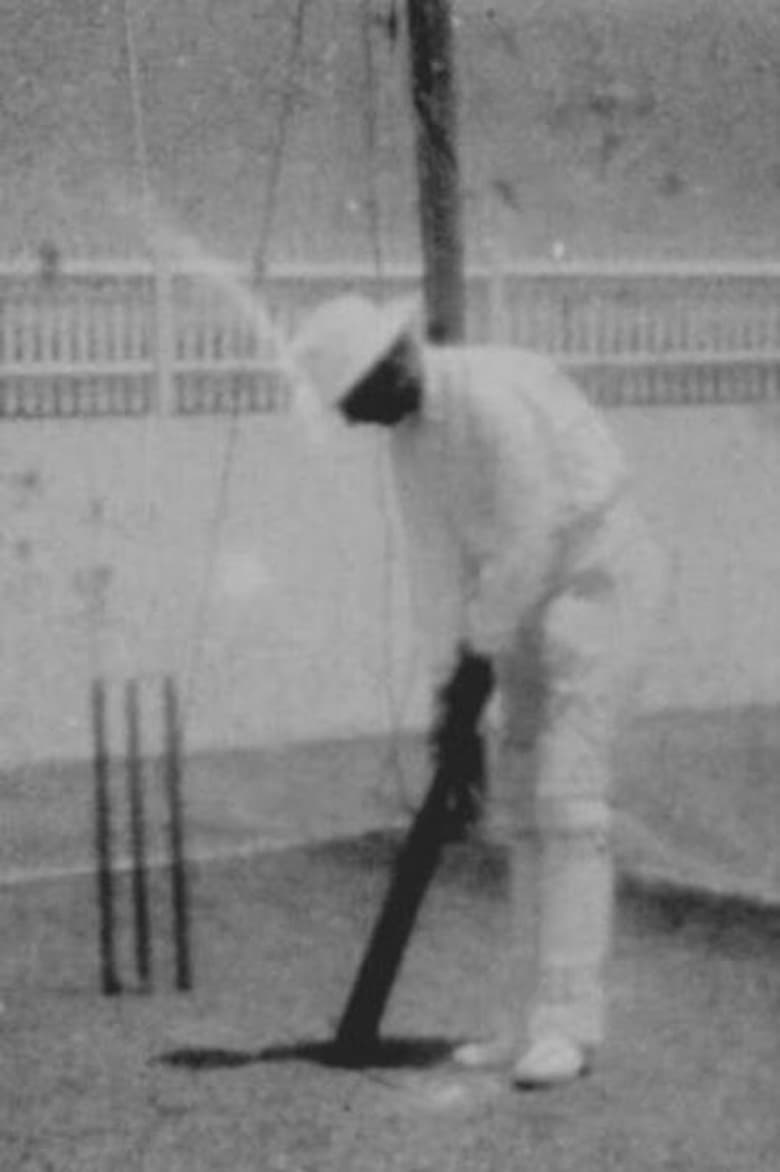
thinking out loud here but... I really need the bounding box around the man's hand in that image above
[436,645,495,735]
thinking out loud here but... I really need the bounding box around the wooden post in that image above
[153,254,175,415]
[125,679,152,991]
[488,255,509,345]
[92,678,121,996]
[163,676,193,992]
[406,0,465,342]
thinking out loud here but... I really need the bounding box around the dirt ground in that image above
[1,715,779,1170]
[1,831,778,1172]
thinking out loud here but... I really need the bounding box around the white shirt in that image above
[389,345,629,682]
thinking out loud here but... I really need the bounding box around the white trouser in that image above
[492,499,668,1047]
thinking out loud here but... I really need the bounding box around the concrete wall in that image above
[1,399,779,768]
[617,400,780,710]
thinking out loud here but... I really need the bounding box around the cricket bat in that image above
[332,722,484,1061]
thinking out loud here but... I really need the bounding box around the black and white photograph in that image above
[1,2,778,1169]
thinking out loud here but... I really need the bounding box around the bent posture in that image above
[292,295,666,1088]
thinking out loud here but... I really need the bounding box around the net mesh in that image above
[0,1,778,907]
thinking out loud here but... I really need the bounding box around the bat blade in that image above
[333,731,484,1062]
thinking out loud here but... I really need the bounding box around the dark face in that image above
[339,336,423,427]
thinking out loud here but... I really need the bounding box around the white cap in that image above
[290,293,421,408]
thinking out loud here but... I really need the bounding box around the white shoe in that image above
[452,1036,516,1069]
[512,1034,590,1089]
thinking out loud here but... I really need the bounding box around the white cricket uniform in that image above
[390,345,667,1047]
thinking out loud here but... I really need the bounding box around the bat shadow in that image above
[156,1034,460,1071]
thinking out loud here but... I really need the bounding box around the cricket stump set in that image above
[91,674,192,996]
[89,671,465,1064]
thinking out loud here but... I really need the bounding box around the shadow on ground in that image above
[158,1035,458,1072]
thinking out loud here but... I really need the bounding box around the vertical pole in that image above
[125,679,152,991]
[488,255,509,345]
[406,0,465,342]
[92,678,121,996]
[153,253,175,416]
[163,675,192,991]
